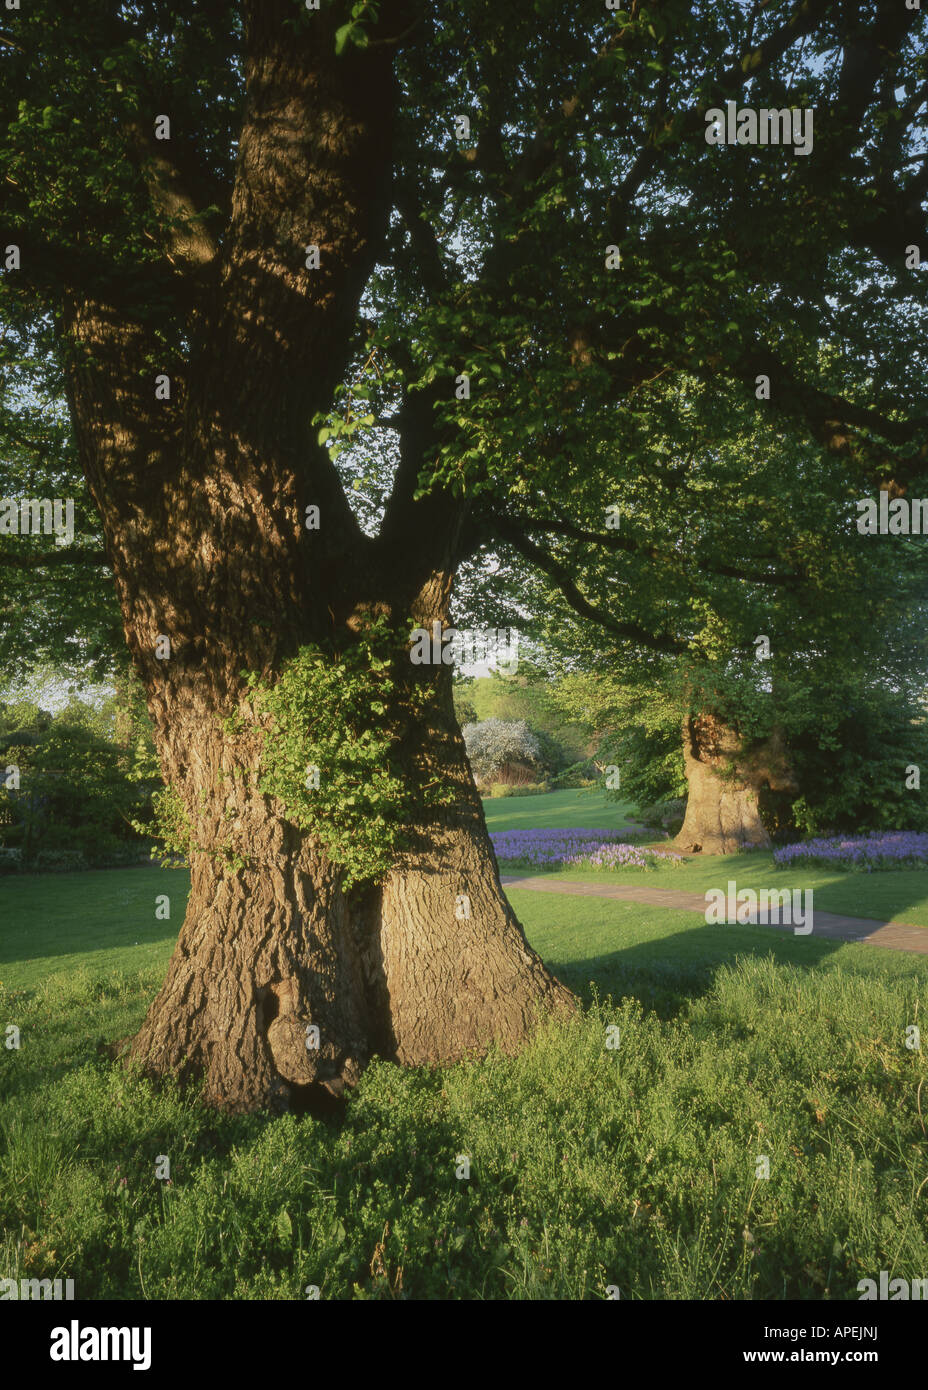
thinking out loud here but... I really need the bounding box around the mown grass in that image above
[482,786,638,831]
[1,865,927,1299]
[0,867,181,992]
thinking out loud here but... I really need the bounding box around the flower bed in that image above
[489,827,683,870]
[773,832,928,871]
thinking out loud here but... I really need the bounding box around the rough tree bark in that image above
[374,648,575,1070]
[56,3,573,1113]
[674,713,798,855]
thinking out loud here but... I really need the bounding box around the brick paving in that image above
[500,876,928,956]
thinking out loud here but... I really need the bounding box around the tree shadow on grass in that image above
[0,867,188,969]
[550,921,875,1019]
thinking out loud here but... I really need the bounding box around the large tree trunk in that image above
[54,2,573,1112]
[675,713,797,855]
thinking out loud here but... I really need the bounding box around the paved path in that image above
[500,876,928,956]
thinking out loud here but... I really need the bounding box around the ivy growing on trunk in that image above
[243,617,452,887]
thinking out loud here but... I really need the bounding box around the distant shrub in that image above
[551,759,598,789]
[487,781,551,799]
[33,849,88,873]
[638,798,687,835]
[96,843,150,868]
[0,847,22,874]
[1,721,156,869]
[463,719,543,785]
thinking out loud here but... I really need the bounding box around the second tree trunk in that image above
[674,713,797,855]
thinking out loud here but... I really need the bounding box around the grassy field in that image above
[0,789,926,1299]
[483,786,638,831]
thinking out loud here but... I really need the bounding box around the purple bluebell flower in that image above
[490,827,683,870]
[773,832,928,871]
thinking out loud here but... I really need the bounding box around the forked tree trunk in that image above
[675,713,797,855]
[55,4,574,1112]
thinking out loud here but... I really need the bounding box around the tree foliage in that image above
[0,701,155,865]
[1,0,928,841]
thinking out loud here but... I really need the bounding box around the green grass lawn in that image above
[2,855,927,1300]
[0,868,184,991]
[482,786,638,830]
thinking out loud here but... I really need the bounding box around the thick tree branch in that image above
[498,510,801,587]
[207,1,399,418]
[124,119,222,272]
[741,350,928,485]
[613,0,835,218]
[393,175,452,293]
[492,515,686,655]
